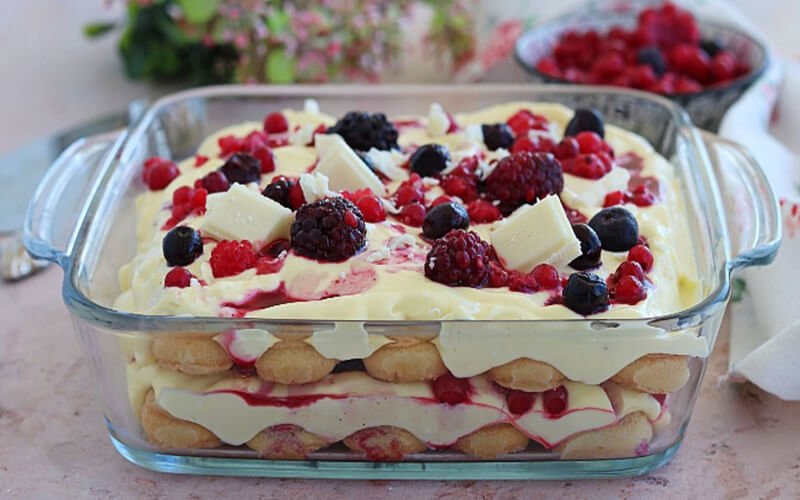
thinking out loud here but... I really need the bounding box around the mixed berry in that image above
[533,2,751,95]
[147,103,661,316]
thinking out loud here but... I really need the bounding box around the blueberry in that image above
[481,123,514,151]
[163,226,203,267]
[410,143,450,177]
[588,207,639,252]
[562,272,609,315]
[422,202,469,239]
[636,46,667,76]
[564,108,605,139]
[699,38,723,58]
[332,359,366,373]
[569,223,602,270]
[219,152,261,185]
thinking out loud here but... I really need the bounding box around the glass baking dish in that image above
[23,84,779,479]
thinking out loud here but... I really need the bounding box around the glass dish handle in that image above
[700,131,781,271]
[23,131,126,266]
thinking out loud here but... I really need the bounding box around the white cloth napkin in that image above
[470,0,800,399]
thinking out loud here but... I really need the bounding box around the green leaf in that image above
[177,0,220,24]
[265,49,295,83]
[266,10,290,33]
[731,277,747,303]
[84,21,116,38]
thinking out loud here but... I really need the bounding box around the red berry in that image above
[243,130,268,151]
[508,270,538,293]
[440,173,478,203]
[575,131,603,154]
[356,194,386,223]
[398,202,426,227]
[511,135,555,154]
[252,146,275,173]
[164,267,193,288]
[485,152,564,215]
[190,188,207,211]
[289,181,306,209]
[628,244,653,272]
[488,262,509,287]
[394,184,424,207]
[507,109,548,136]
[532,264,560,289]
[684,50,710,83]
[218,135,244,156]
[264,112,289,134]
[173,185,192,205]
[466,200,502,223]
[430,195,455,208]
[542,386,568,416]
[425,229,490,287]
[200,171,230,193]
[343,210,359,228]
[554,137,580,160]
[143,158,179,190]
[674,76,702,94]
[614,275,647,304]
[210,240,258,278]
[535,57,562,78]
[194,155,209,167]
[603,190,626,207]
[615,260,645,282]
[562,154,609,179]
[432,373,470,405]
[710,52,736,82]
[629,64,657,89]
[506,389,535,415]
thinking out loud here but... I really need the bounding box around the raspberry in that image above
[263,112,289,133]
[506,389,535,415]
[532,264,560,289]
[355,194,386,223]
[488,262,509,287]
[164,267,193,288]
[210,240,257,278]
[466,200,502,223]
[614,275,648,304]
[508,271,538,293]
[290,197,367,262]
[485,152,564,215]
[327,111,399,151]
[432,373,470,405]
[424,229,489,288]
[398,202,426,227]
[198,171,230,193]
[542,386,568,416]
[628,244,653,272]
[142,157,179,190]
[262,176,296,209]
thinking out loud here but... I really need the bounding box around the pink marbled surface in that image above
[1,266,799,499]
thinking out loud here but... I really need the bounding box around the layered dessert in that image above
[117,99,708,461]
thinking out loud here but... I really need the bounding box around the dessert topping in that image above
[162,225,203,267]
[485,151,564,215]
[422,201,469,239]
[569,223,602,270]
[588,206,639,252]
[314,133,385,194]
[564,108,605,139]
[262,176,296,210]
[164,267,194,288]
[201,183,293,245]
[290,197,367,262]
[409,143,450,177]
[326,111,399,151]
[210,240,257,278]
[142,157,179,191]
[481,123,514,151]
[562,272,609,315]
[219,152,262,185]
[424,229,490,288]
[432,372,471,405]
[263,112,289,134]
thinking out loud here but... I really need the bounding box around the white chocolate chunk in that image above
[313,133,385,194]
[365,148,407,180]
[561,167,631,209]
[299,172,335,203]
[427,102,450,137]
[200,183,292,247]
[490,195,581,272]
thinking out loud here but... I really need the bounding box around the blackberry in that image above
[481,123,514,151]
[290,197,367,262]
[262,176,296,209]
[485,151,564,215]
[219,152,261,185]
[327,111,399,151]
[424,229,489,288]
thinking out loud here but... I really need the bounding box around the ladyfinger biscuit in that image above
[255,340,337,384]
[489,358,566,392]
[555,411,653,460]
[343,426,427,461]
[363,337,447,383]
[246,424,331,459]
[151,333,232,375]
[141,389,222,449]
[453,423,530,459]
[611,354,690,394]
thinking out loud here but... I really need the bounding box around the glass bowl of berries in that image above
[514,0,768,130]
